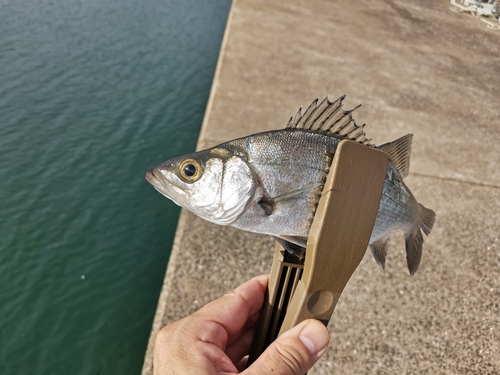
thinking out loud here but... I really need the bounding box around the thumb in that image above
[244,319,330,375]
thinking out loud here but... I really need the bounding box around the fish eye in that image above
[179,158,203,183]
[183,164,196,177]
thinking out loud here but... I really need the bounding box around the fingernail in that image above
[299,320,330,356]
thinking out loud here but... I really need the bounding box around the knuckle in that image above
[155,326,170,346]
[155,322,179,346]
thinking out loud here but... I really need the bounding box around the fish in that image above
[145,95,436,275]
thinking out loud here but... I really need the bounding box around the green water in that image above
[0,1,231,374]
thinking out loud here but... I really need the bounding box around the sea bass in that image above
[146,96,436,275]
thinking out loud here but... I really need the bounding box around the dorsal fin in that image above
[286,95,372,145]
[378,134,413,179]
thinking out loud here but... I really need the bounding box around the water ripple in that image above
[0,0,231,374]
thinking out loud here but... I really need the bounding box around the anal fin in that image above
[369,236,390,270]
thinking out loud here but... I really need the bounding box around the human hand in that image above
[153,275,330,375]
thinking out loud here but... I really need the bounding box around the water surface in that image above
[0,1,231,373]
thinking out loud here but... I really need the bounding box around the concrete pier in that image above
[142,0,500,373]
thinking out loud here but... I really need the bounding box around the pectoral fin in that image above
[259,183,320,215]
[269,184,320,204]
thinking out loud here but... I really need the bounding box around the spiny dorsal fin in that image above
[378,134,413,179]
[286,95,372,145]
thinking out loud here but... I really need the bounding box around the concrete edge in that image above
[140,2,236,374]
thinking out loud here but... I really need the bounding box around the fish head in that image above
[145,147,262,226]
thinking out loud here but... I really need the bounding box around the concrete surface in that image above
[142,0,500,374]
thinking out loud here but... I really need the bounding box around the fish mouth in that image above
[145,169,184,206]
[145,169,161,187]
[145,169,171,196]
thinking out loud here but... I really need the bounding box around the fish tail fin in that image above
[419,203,436,236]
[405,203,436,275]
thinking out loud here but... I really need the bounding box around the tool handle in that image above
[248,140,388,364]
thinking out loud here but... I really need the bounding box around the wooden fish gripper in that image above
[248,140,388,364]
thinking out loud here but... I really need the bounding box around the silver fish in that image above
[146,96,436,275]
